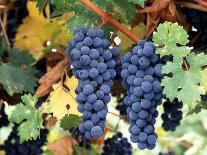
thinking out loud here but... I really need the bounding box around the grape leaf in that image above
[162,52,207,110]
[0,48,37,96]
[0,37,7,57]
[49,76,82,119]
[129,0,145,8]
[51,0,136,38]
[36,0,47,12]
[109,0,137,25]
[15,1,72,60]
[60,114,81,129]
[153,22,189,60]
[9,94,43,143]
[187,101,207,115]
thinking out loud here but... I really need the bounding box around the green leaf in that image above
[109,0,137,25]
[36,0,47,12]
[9,94,43,143]
[60,114,81,129]
[0,37,7,57]
[162,52,207,110]
[187,100,207,115]
[44,150,55,155]
[153,22,189,60]
[0,48,37,96]
[51,0,136,37]
[129,0,145,8]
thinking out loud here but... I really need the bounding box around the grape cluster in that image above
[0,104,9,128]
[161,99,183,131]
[120,40,163,150]
[69,128,91,150]
[102,132,132,155]
[159,151,175,155]
[0,126,48,155]
[66,28,119,139]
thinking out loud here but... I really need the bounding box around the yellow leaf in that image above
[49,76,81,119]
[155,127,167,138]
[14,1,73,60]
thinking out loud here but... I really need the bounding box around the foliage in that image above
[153,22,189,60]
[1,0,207,154]
[9,94,43,143]
[153,22,207,111]
[15,1,72,60]
[129,0,145,8]
[48,76,81,119]
[36,0,46,12]
[50,0,137,37]
[60,115,81,129]
[0,39,37,96]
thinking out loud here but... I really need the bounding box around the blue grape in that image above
[91,126,103,138]
[89,68,99,79]
[89,49,99,59]
[121,40,163,150]
[67,28,119,139]
[81,46,90,55]
[143,46,154,57]
[102,132,132,155]
[141,81,152,93]
[161,99,183,131]
[75,32,84,41]
[138,132,148,142]
[93,37,102,47]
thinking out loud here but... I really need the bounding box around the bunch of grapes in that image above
[161,99,183,131]
[102,132,132,155]
[0,125,48,155]
[67,28,120,139]
[0,104,9,128]
[120,40,163,150]
[69,128,91,150]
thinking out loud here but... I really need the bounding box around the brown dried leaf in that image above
[35,57,68,98]
[139,0,189,37]
[0,98,3,109]
[47,136,76,155]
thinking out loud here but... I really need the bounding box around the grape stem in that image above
[183,59,189,71]
[79,0,139,43]
[0,18,11,51]
[108,112,128,122]
[98,20,109,29]
[175,1,207,12]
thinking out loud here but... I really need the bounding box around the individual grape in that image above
[161,99,183,131]
[121,40,163,150]
[67,28,120,139]
[102,132,132,155]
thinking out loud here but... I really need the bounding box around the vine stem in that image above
[79,0,139,43]
[175,1,207,12]
[108,112,128,122]
[0,18,11,51]
[195,0,207,9]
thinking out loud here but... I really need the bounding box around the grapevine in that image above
[0,0,207,155]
